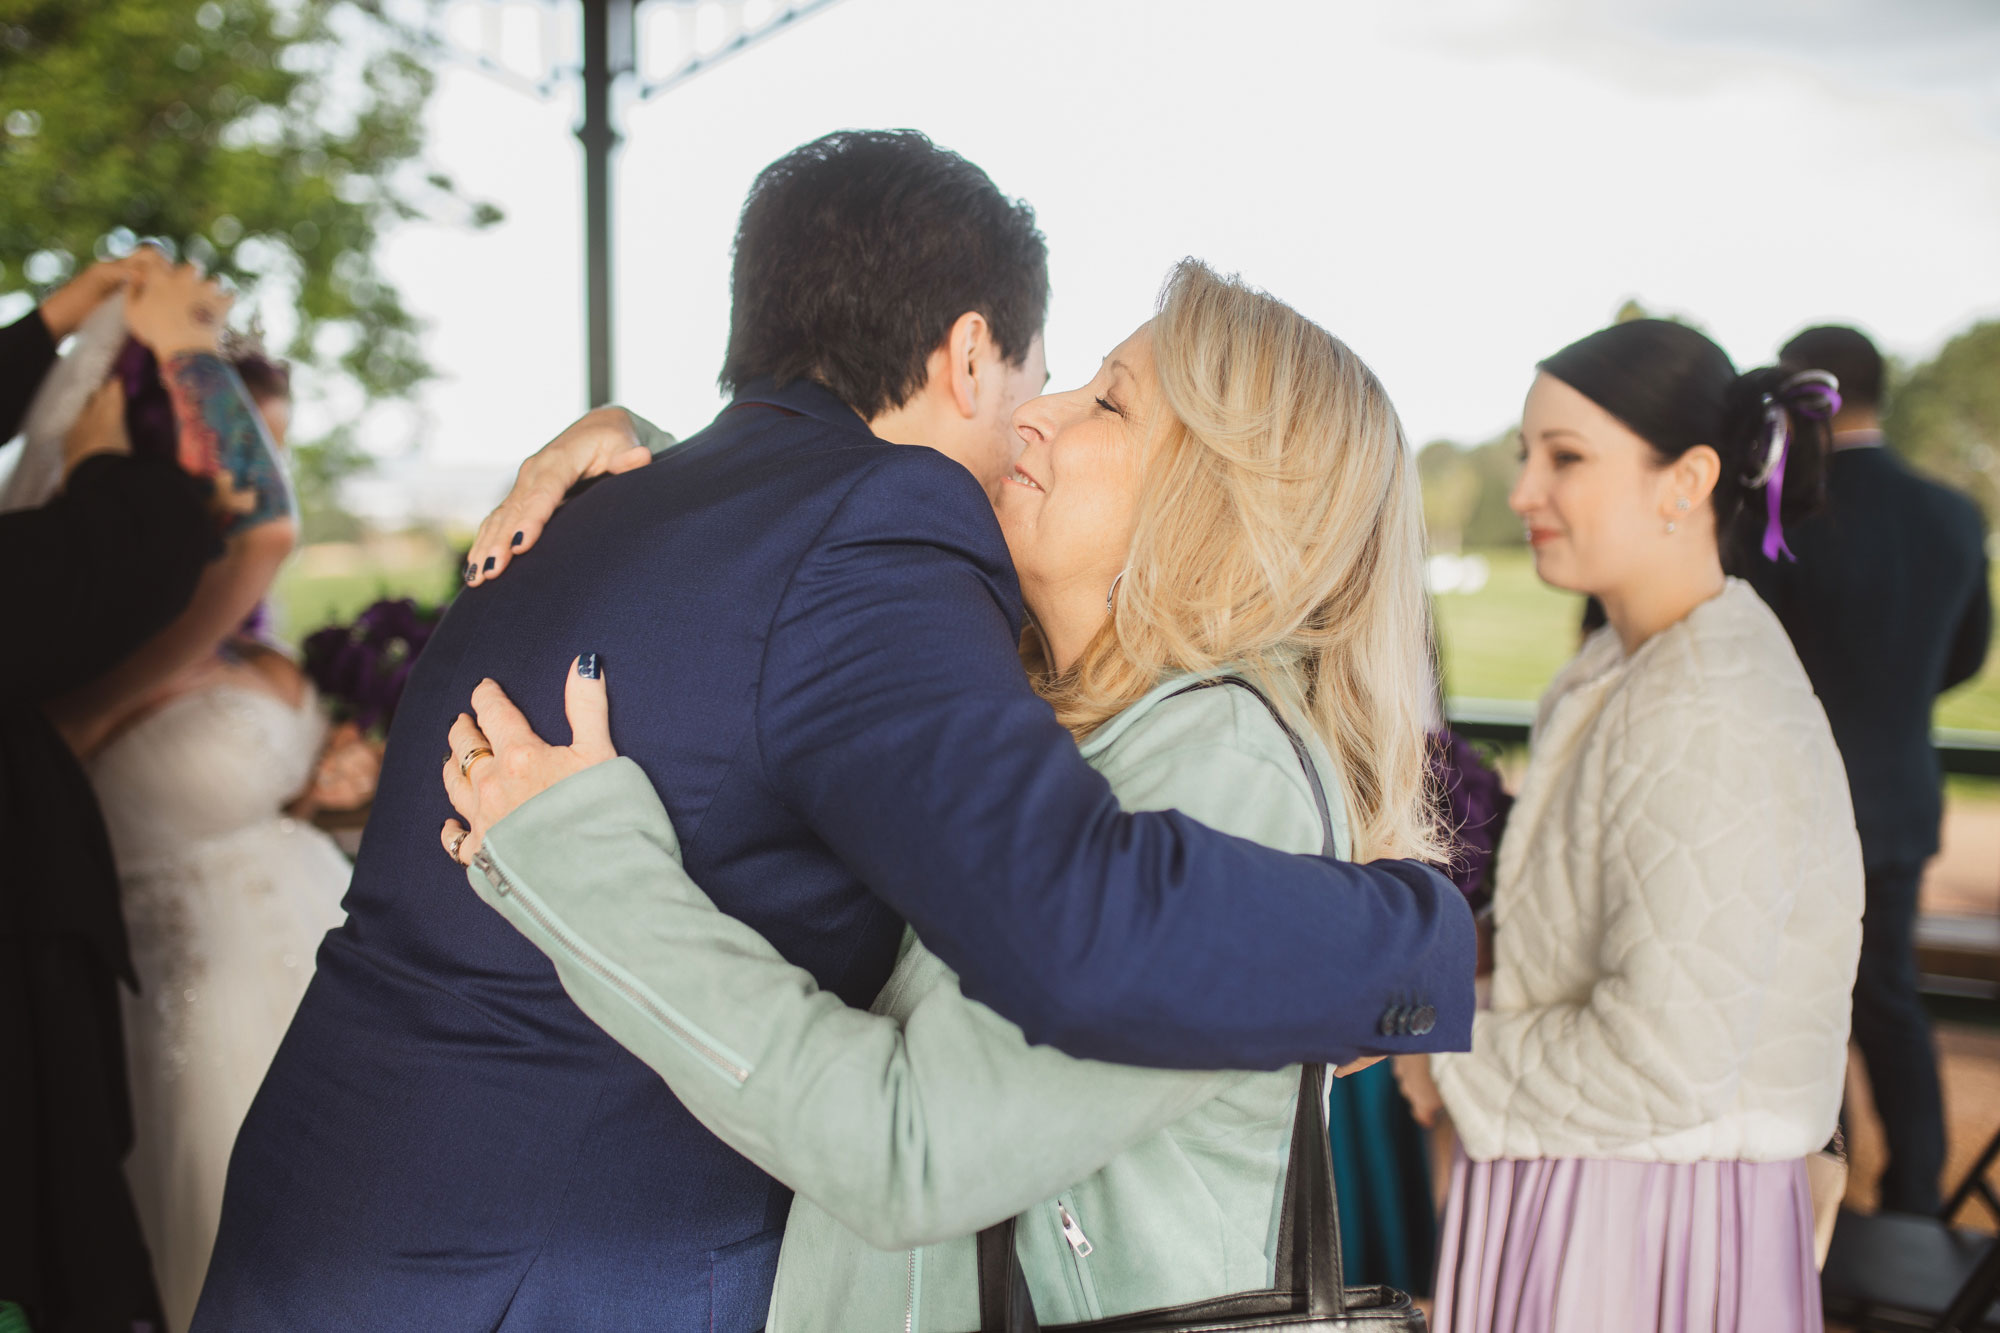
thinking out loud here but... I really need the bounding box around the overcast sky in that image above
[308,0,2000,487]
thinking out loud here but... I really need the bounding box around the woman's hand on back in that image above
[441,656,619,865]
[463,407,655,587]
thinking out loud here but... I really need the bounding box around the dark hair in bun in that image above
[1538,318,1837,571]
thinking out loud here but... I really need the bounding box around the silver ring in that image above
[447,828,469,863]
[458,745,494,779]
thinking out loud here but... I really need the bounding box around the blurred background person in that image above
[1407,320,1864,1331]
[1748,324,1991,1216]
[0,256,252,1333]
[13,299,358,1330]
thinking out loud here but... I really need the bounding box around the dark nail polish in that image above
[577,653,600,680]
[511,531,524,549]
[483,555,496,573]
[463,562,476,584]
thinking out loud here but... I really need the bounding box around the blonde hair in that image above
[1034,260,1443,863]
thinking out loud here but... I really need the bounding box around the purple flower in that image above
[1428,728,1513,911]
[302,597,442,734]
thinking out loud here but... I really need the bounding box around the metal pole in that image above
[577,0,632,408]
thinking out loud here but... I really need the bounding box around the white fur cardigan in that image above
[1434,579,1864,1163]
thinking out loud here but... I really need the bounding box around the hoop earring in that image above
[1106,570,1127,611]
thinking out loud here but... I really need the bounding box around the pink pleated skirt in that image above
[1431,1150,1822,1333]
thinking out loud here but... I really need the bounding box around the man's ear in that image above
[943,310,991,421]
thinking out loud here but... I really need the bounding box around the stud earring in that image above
[1676,497,1691,512]
[1666,520,1677,534]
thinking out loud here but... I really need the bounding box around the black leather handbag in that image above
[969,677,1428,1332]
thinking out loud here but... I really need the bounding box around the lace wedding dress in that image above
[90,681,352,1331]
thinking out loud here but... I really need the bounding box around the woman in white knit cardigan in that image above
[1401,320,1865,1331]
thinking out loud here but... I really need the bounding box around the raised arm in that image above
[467,755,1238,1250]
[0,251,166,437]
[463,406,674,585]
[45,266,296,754]
[757,448,1474,1070]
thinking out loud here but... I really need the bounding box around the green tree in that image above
[289,422,372,542]
[1461,430,1527,548]
[1417,438,1480,549]
[0,0,500,401]
[1887,320,2000,524]
[1416,430,1529,551]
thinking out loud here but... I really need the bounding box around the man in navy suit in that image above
[195,131,1473,1331]
[1751,325,1990,1215]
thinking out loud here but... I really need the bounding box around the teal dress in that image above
[1328,1061,1435,1295]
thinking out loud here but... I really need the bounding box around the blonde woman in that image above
[435,262,1440,1328]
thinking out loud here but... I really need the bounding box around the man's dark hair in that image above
[1780,325,1884,412]
[720,129,1049,419]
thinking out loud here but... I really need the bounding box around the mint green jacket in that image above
[468,669,1350,1331]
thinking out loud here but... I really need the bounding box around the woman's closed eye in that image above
[1094,394,1125,418]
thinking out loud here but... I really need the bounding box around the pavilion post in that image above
[577,0,633,408]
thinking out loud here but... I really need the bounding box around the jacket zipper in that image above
[904,1245,921,1333]
[1057,1203,1093,1257]
[1053,1194,1102,1319]
[472,850,749,1083]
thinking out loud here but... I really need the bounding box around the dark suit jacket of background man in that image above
[195,377,1475,1332]
[0,310,216,1332]
[1746,444,1990,868]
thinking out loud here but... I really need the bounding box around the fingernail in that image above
[511,531,524,548]
[577,653,600,680]
[482,555,496,573]
[463,562,476,584]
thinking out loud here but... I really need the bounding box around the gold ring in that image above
[459,745,495,779]
[446,828,469,863]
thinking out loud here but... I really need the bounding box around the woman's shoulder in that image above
[1083,673,1339,858]
[1606,582,1840,789]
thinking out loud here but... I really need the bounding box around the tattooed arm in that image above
[165,350,297,535]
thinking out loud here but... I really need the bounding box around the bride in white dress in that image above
[8,301,361,1330]
[89,660,353,1327]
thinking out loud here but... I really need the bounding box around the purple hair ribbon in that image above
[1748,369,1841,562]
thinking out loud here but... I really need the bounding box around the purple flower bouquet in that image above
[301,597,441,735]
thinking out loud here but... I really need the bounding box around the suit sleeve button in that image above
[1411,1004,1437,1036]
[1378,1006,1404,1038]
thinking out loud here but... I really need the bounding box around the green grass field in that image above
[1434,548,2000,732]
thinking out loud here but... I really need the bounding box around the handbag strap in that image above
[1163,676,1339,860]
[973,675,1348,1331]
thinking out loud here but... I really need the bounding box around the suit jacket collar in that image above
[731,376,875,437]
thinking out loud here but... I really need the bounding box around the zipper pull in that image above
[1057,1203,1093,1258]
[471,851,510,897]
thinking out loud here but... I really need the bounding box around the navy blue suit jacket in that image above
[195,380,1473,1332]
[1745,443,1990,869]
